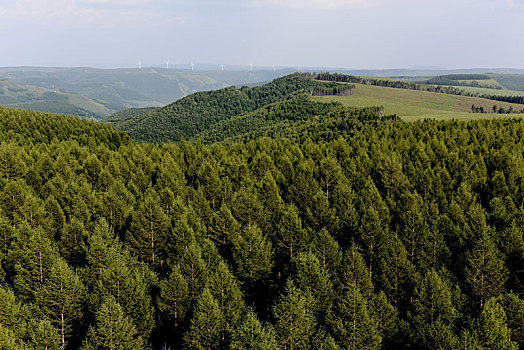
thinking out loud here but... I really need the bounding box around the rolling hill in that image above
[313,83,524,122]
[0,79,115,119]
[0,67,289,112]
[107,73,524,144]
[106,73,351,143]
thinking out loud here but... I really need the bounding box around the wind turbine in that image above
[273,64,276,73]
[166,61,169,69]
[191,62,194,71]
[250,63,253,72]
[138,60,142,70]
[221,64,224,72]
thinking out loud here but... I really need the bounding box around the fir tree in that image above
[82,296,146,350]
[185,288,225,350]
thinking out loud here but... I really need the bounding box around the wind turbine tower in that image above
[191,62,194,71]
[138,60,142,70]
[221,64,224,72]
[166,61,169,69]
[273,64,276,73]
[250,63,253,72]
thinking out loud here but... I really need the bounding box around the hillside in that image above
[0,80,115,119]
[0,67,289,112]
[313,83,524,121]
[106,74,349,143]
[108,73,524,144]
[0,106,523,349]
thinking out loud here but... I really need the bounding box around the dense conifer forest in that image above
[106,74,355,144]
[0,90,523,349]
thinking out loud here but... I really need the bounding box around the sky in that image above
[0,0,523,69]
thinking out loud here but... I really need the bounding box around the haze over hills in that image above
[0,67,290,117]
[2,66,524,119]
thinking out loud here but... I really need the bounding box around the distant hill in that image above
[105,74,358,143]
[404,73,524,92]
[0,79,115,119]
[0,67,290,112]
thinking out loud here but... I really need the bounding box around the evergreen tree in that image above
[330,284,381,350]
[35,257,86,348]
[207,260,246,342]
[292,251,334,322]
[340,243,373,297]
[82,296,146,350]
[230,309,278,350]
[29,320,61,350]
[465,232,508,308]
[158,265,190,331]
[411,270,457,349]
[185,288,225,350]
[276,204,309,264]
[312,228,342,275]
[273,280,317,350]
[127,191,170,269]
[475,298,518,350]
[232,224,273,288]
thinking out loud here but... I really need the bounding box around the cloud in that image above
[252,0,380,9]
[0,0,182,28]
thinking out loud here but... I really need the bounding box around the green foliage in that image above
[330,283,382,350]
[82,296,146,350]
[476,298,518,350]
[185,288,224,350]
[273,280,317,350]
[230,309,278,350]
[1,95,524,349]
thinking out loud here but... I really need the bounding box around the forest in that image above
[106,74,355,144]
[0,98,523,349]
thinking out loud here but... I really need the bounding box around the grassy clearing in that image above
[313,83,524,121]
[459,86,524,97]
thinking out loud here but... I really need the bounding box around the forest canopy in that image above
[0,102,523,349]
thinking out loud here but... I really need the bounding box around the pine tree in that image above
[208,203,240,253]
[185,288,225,350]
[127,191,170,269]
[330,284,381,350]
[465,232,508,308]
[207,260,246,341]
[411,270,457,349]
[340,243,373,297]
[35,257,86,348]
[9,225,59,302]
[312,228,341,274]
[369,292,398,344]
[476,298,518,350]
[276,204,309,263]
[44,195,65,238]
[230,309,278,350]
[82,296,146,350]
[178,242,208,301]
[0,325,27,350]
[232,224,273,288]
[59,218,88,267]
[29,320,61,350]
[292,251,334,322]
[356,178,389,279]
[497,293,524,349]
[273,280,317,350]
[158,265,190,331]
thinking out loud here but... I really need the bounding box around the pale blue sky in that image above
[0,0,523,69]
